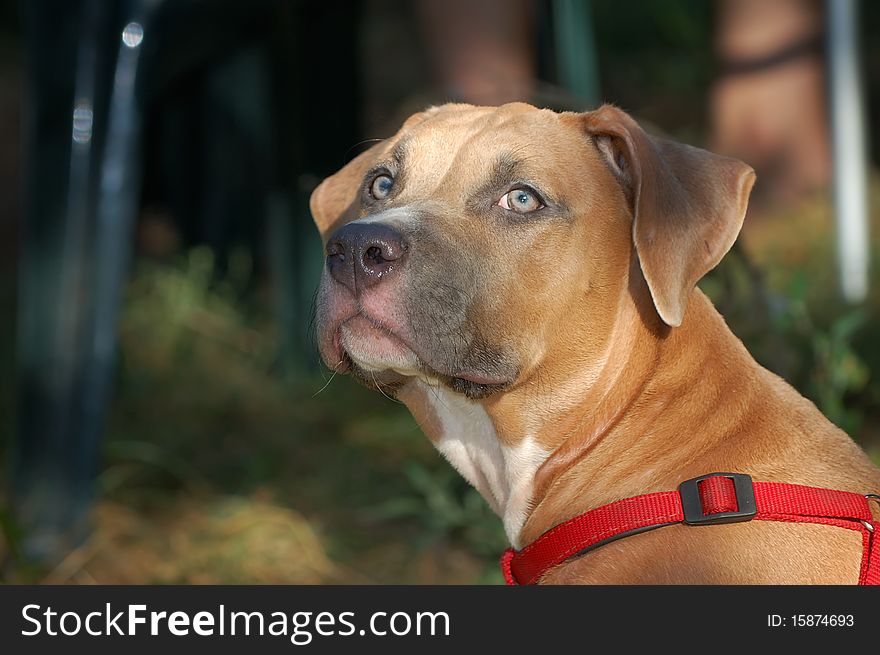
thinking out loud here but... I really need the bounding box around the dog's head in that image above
[310,103,754,400]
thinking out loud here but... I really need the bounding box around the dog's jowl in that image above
[311,102,880,584]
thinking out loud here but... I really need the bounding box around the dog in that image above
[310,102,880,584]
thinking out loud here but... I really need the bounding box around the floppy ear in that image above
[584,105,756,327]
[309,142,387,239]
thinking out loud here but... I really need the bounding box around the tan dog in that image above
[310,102,880,584]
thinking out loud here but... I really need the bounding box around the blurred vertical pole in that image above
[828,0,869,302]
[78,0,155,501]
[553,0,600,108]
[15,0,156,563]
[16,0,102,561]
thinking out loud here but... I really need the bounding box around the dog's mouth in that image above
[444,375,510,400]
[329,314,512,400]
[346,357,510,400]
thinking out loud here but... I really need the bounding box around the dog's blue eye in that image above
[370,174,394,199]
[499,187,543,213]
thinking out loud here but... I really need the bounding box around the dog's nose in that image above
[325,223,408,293]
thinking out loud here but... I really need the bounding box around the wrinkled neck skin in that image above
[398,256,761,549]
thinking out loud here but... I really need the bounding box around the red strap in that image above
[699,475,737,513]
[864,523,880,585]
[503,474,879,585]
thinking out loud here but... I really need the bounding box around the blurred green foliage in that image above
[368,462,508,559]
[705,250,873,439]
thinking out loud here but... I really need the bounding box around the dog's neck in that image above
[518,288,764,545]
[399,278,761,549]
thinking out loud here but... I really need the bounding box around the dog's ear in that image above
[309,141,387,239]
[584,105,755,327]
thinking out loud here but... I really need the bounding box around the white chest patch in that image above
[417,381,549,548]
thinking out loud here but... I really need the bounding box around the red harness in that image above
[501,472,880,585]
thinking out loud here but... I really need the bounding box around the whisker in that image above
[424,376,452,413]
[344,138,387,162]
[371,371,403,404]
[313,360,344,396]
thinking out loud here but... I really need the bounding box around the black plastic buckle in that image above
[679,472,757,525]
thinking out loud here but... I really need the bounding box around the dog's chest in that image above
[418,382,549,547]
